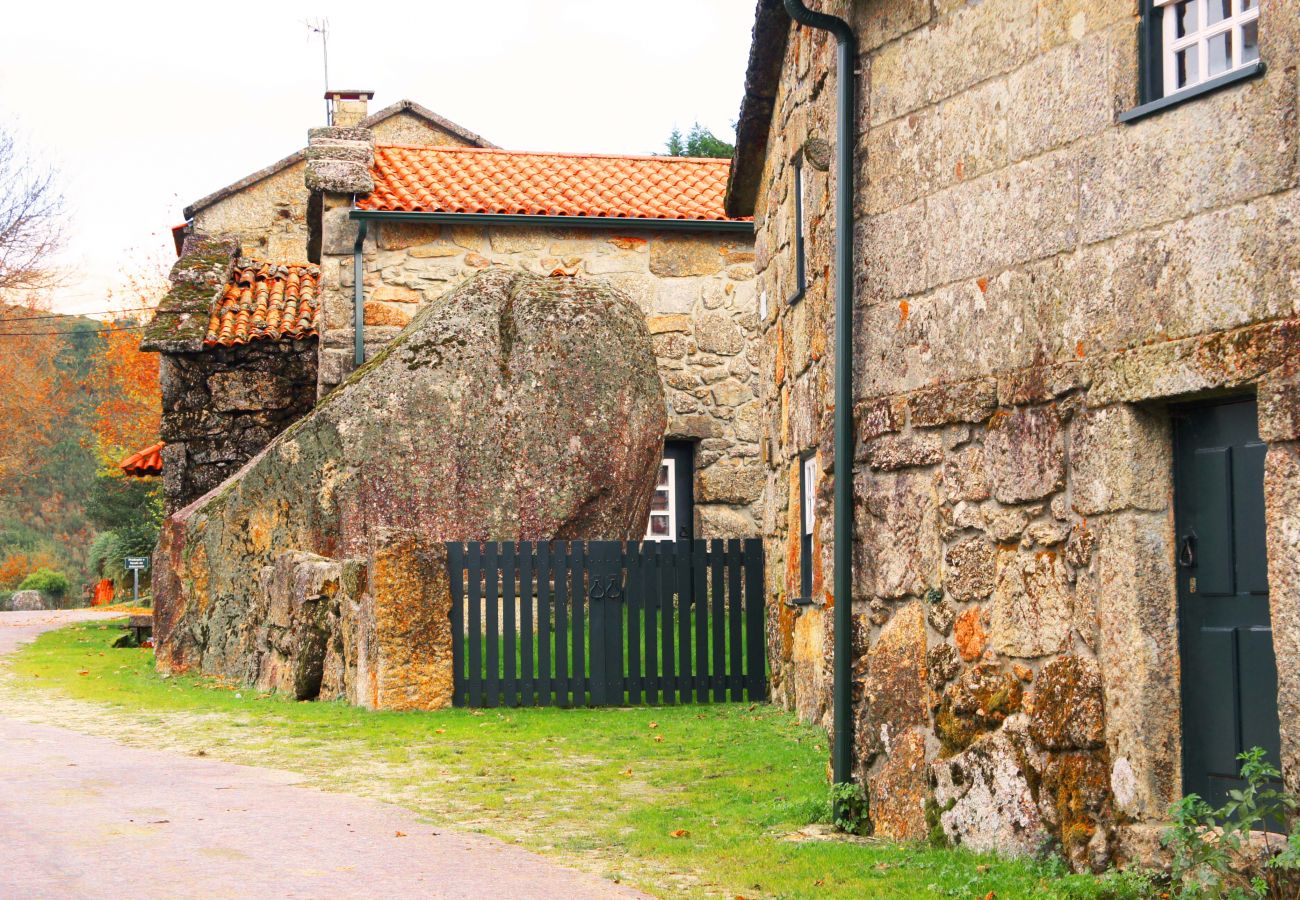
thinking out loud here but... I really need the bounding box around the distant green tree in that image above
[86,474,161,590]
[663,123,734,159]
[18,567,69,601]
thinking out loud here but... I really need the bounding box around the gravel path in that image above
[0,610,647,899]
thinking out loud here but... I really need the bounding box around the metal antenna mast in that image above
[306,18,331,121]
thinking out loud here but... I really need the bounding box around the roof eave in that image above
[349,209,754,233]
[724,0,792,219]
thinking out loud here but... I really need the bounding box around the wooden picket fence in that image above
[445,539,766,708]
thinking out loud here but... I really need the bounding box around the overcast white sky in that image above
[0,0,755,316]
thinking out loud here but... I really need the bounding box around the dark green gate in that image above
[446,539,767,707]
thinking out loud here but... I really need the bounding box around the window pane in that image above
[1177,45,1199,88]
[651,491,669,512]
[1242,20,1259,63]
[1240,0,1255,9]
[1175,0,1197,39]
[655,464,669,488]
[1208,31,1232,76]
[649,515,669,536]
[1206,0,1230,25]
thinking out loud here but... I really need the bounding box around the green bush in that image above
[18,568,70,601]
[1163,747,1300,898]
[829,781,869,835]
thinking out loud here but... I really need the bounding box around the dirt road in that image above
[0,610,646,899]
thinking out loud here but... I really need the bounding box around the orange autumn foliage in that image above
[0,549,59,589]
[0,301,72,492]
[91,322,160,469]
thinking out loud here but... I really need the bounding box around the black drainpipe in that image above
[353,217,369,366]
[783,0,857,787]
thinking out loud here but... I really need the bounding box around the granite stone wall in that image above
[316,213,764,538]
[159,341,318,512]
[752,0,1300,869]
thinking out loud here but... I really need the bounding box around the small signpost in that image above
[125,557,149,605]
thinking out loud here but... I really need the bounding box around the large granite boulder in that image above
[154,270,667,708]
[9,590,47,611]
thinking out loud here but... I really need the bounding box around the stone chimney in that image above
[305,123,374,195]
[325,89,374,128]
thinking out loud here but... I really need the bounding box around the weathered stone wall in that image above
[316,215,764,538]
[153,271,666,710]
[158,342,318,513]
[752,0,1300,869]
[191,110,477,263]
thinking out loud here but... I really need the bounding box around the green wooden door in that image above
[1174,398,1281,808]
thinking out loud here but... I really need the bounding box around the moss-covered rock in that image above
[153,270,667,708]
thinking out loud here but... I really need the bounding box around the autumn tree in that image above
[91,321,161,468]
[0,125,65,292]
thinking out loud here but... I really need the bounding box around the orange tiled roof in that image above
[357,145,748,221]
[120,441,164,477]
[204,261,321,347]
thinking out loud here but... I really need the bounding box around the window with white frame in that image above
[798,454,817,603]
[645,457,676,541]
[1158,0,1259,95]
[790,156,807,304]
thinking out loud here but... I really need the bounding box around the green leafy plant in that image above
[18,567,70,602]
[830,781,869,835]
[1162,747,1300,899]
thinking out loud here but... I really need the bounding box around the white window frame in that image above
[644,456,677,542]
[802,455,817,537]
[1157,0,1260,97]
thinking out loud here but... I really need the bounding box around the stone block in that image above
[868,27,932,125]
[208,371,292,413]
[304,140,373,165]
[585,252,645,275]
[1039,0,1134,50]
[931,77,1009,188]
[654,278,700,315]
[862,603,930,760]
[697,505,755,539]
[953,605,988,661]
[1259,370,1300,443]
[1070,405,1169,515]
[927,147,1080,286]
[862,106,941,214]
[857,396,906,442]
[855,199,929,304]
[321,208,361,257]
[363,301,412,327]
[862,432,943,471]
[927,0,1037,106]
[852,0,930,52]
[1092,512,1179,818]
[1006,36,1110,163]
[1264,444,1300,788]
[985,406,1065,504]
[935,663,1024,755]
[998,362,1083,406]
[855,469,941,599]
[1029,655,1105,751]
[869,729,929,840]
[1079,74,1297,245]
[933,729,1047,857]
[694,313,745,355]
[941,445,989,502]
[945,536,997,602]
[377,221,442,251]
[487,226,548,253]
[989,549,1072,658]
[646,314,690,335]
[909,379,997,428]
[697,459,764,504]
[649,234,724,277]
[408,243,461,259]
[305,159,373,195]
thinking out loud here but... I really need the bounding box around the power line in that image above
[0,324,150,338]
[0,305,161,323]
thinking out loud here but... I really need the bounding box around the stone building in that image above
[146,91,764,538]
[307,125,762,538]
[728,0,1299,870]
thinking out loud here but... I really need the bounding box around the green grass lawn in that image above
[5,620,1155,899]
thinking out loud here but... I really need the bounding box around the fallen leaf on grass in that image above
[395,831,406,838]
[975,865,989,874]
[435,729,445,734]
[654,735,664,743]
[77,670,89,676]
[670,829,690,838]
[648,721,659,729]
[621,768,633,777]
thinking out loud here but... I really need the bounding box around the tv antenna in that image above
[305,18,331,121]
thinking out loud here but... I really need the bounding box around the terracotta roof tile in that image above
[358,145,748,221]
[120,441,164,477]
[204,260,321,348]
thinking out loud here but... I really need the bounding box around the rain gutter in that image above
[782,0,857,787]
[348,209,754,233]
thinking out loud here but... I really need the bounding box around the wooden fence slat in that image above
[743,538,766,701]
[692,539,709,703]
[519,541,534,706]
[484,542,500,708]
[588,543,607,707]
[728,538,744,701]
[536,542,551,707]
[467,542,483,708]
[644,543,660,704]
[660,541,676,705]
[710,539,726,702]
[676,540,693,704]
[626,542,642,705]
[448,542,466,707]
[554,541,570,707]
[502,542,518,707]
[571,541,586,707]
